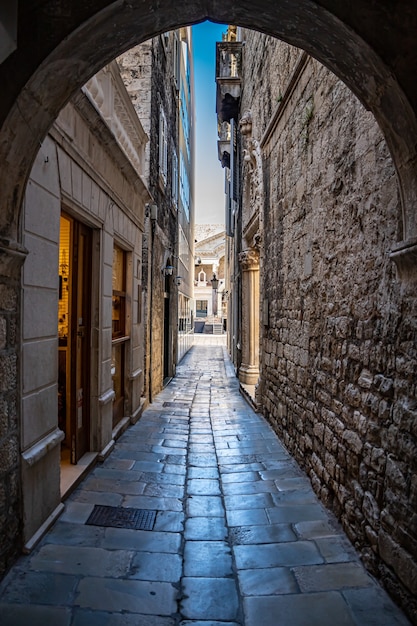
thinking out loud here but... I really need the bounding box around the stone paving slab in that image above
[72,610,176,626]
[187,478,221,495]
[180,577,240,621]
[129,551,182,581]
[180,622,240,626]
[0,340,411,625]
[184,541,233,577]
[0,571,78,605]
[342,587,411,625]
[293,561,374,591]
[76,577,178,614]
[70,489,125,506]
[229,523,297,545]
[238,566,298,596]
[0,605,71,626]
[244,592,356,626]
[101,527,181,552]
[234,540,324,569]
[29,544,135,577]
[184,517,228,541]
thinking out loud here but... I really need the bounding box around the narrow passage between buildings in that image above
[0,337,410,625]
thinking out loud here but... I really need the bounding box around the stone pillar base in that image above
[239,363,260,385]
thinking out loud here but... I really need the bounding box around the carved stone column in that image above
[238,248,260,385]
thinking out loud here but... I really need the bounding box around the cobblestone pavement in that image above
[0,340,411,625]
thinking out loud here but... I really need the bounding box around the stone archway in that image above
[0,0,416,581]
[0,0,416,250]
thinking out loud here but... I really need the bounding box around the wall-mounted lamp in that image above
[146,203,158,221]
[211,273,219,291]
[163,265,174,276]
[175,276,182,286]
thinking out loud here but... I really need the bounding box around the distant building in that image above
[193,225,226,333]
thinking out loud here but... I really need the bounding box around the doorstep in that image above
[60,451,98,500]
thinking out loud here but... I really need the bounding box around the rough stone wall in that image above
[240,30,417,621]
[118,43,152,181]
[0,262,22,578]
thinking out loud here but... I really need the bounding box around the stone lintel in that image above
[389,237,417,281]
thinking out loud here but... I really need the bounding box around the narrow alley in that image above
[0,337,410,625]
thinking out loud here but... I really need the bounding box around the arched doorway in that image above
[0,0,416,593]
[0,1,416,249]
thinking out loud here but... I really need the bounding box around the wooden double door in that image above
[59,214,91,464]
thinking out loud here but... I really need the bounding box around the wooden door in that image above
[70,221,91,463]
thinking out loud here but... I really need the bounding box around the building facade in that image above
[1,30,195,580]
[17,60,151,559]
[217,28,417,621]
[118,27,195,391]
[193,224,226,333]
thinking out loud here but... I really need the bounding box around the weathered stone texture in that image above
[0,281,22,579]
[120,35,179,398]
[240,30,417,621]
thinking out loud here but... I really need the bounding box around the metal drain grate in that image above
[86,505,157,530]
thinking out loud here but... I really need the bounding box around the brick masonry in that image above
[239,30,417,622]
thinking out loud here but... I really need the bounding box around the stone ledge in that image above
[0,238,28,278]
[98,439,115,462]
[129,367,142,381]
[98,388,116,406]
[21,428,65,467]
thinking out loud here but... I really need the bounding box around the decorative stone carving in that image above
[253,231,262,250]
[239,247,259,270]
[239,110,253,137]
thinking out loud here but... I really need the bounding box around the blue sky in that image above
[192,21,227,224]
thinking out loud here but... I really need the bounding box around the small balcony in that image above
[216,41,242,124]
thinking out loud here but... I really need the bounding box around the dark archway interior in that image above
[0,0,416,247]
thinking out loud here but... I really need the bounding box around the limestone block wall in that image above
[117,43,152,182]
[20,136,62,543]
[240,30,417,620]
[16,88,149,555]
